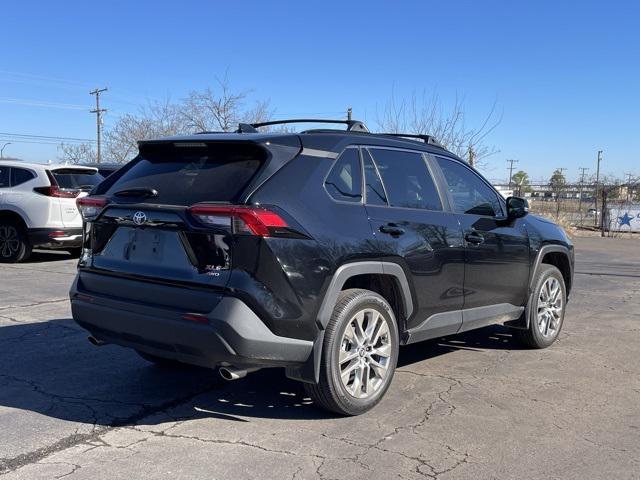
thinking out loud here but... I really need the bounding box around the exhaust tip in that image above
[219,368,235,381]
[88,336,106,347]
[219,367,259,381]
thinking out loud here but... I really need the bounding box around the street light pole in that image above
[1,142,11,159]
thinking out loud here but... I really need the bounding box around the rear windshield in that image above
[104,143,266,205]
[51,169,104,191]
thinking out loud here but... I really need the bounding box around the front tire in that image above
[305,289,399,416]
[0,220,32,263]
[516,264,567,348]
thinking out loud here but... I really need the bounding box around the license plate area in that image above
[123,229,165,264]
[92,226,230,286]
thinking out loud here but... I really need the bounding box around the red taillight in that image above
[48,230,67,238]
[76,196,108,221]
[33,170,80,198]
[189,205,288,237]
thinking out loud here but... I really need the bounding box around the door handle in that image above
[465,231,485,245]
[379,224,405,236]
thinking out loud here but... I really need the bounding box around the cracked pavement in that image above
[0,238,639,479]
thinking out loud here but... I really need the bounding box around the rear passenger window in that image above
[368,149,442,211]
[363,150,387,206]
[11,168,35,187]
[435,156,503,216]
[0,167,9,188]
[324,149,362,202]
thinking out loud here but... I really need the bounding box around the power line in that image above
[90,88,108,164]
[0,138,76,146]
[0,132,95,142]
[0,97,89,110]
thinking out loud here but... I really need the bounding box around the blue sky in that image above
[1,0,638,182]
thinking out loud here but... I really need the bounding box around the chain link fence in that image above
[495,182,640,236]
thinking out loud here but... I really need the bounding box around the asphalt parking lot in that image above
[0,237,638,479]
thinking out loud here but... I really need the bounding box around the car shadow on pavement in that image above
[0,318,525,426]
[22,250,76,263]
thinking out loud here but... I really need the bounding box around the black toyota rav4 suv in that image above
[71,119,574,415]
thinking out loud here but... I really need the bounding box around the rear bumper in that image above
[28,228,82,248]
[69,275,313,369]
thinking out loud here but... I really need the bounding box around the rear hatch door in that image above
[50,167,104,227]
[87,141,270,289]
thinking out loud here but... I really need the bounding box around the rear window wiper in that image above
[113,187,158,198]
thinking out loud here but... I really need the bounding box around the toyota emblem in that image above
[132,211,147,226]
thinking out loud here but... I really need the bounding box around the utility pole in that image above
[594,150,603,227]
[577,167,589,221]
[90,87,108,164]
[467,145,475,168]
[507,159,518,190]
[624,173,634,202]
[347,107,352,121]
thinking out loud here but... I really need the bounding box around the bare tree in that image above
[58,142,96,164]
[181,75,272,132]
[375,89,501,168]
[58,76,272,165]
[104,99,187,163]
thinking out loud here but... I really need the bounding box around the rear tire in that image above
[0,220,32,263]
[516,264,566,349]
[305,289,399,416]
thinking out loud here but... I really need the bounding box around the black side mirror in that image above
[506,196,529,220]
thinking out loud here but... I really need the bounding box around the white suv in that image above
[0,161,104,262]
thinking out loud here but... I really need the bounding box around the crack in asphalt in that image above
[0,298,68,312]
[319,372,469,479]
[0,381,220,475]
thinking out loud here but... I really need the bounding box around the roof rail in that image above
[379,133,444,148]
[247,118,369,133]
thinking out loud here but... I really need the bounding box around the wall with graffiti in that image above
[606,205,640,232]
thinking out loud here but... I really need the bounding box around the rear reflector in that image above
[182,313,209,324]
[189,205,288,237]
[74,293,94,303]
[48,230,67,238]
[77,196,108,221]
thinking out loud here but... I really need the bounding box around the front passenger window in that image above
[436,157,503,216]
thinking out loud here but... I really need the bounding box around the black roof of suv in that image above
[71,118,574,415]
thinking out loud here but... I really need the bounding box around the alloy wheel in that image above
[0,226,20,258]
[537,277,563,338]
[338,308,392,399]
